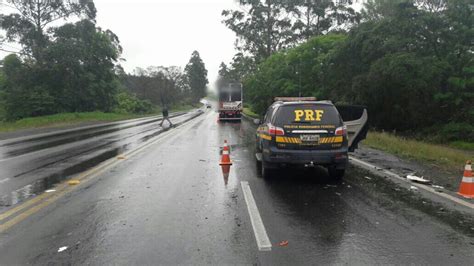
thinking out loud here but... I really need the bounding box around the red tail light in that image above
[267,124,285,136]
[335,126,347,136]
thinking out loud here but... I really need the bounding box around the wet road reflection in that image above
[0,111,473,265]
[227,117,474,265]
[0,110,203,208]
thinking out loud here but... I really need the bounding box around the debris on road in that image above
[410,186,418,191]
[364,176,372,180]
[432,185,444,192]
[407,175,431,184]
[57,246,68,253]
[68,180,80,185]
[278,240,289,247]
[335,192,342,196]
[117,155,126,160]
[45,189,56,193]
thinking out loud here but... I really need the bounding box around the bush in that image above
[438,123,474,143]
[114,92,153,114]
[0,91,5,121]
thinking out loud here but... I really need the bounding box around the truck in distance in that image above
[218,83,243,121]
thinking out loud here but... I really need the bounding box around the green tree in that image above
[2,19,122,119]
[328,0,473,133]
[290,0,359,41]
[215,62,231,90]
[2,54,55,120]
[43,20,122,112]
[222,0,293,61]
[0,0,96,62]
[123,66,188,106]
[184,51,208,102]
[244,34,346,114]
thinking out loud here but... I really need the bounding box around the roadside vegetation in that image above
[0,112,145,133]
[363,132,472,171]
[0,0,208,130]
[0,103,198,133]
[243,107,259,119]
[218,0,473,159]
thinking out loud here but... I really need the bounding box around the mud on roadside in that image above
[353,146,467,193]
[346,165,474,238]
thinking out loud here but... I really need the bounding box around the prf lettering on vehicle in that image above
[294,110,324,122]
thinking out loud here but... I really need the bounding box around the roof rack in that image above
[274,97,317,102]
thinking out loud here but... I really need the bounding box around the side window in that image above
[264,106,276,123]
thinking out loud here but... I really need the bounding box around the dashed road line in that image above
[241,181,272,251]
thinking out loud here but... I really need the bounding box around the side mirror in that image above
[253,119,261,125]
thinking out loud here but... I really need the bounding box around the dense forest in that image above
[218,0,473,142]
[0,0,208,121]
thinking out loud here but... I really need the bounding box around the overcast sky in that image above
[94,0,239,88]
[0,0,365,89]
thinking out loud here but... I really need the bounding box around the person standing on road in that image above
[159,105,173,127]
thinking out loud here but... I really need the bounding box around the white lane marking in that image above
[0,178,10,184]
[349,156,474,209]
[240,181,272,251]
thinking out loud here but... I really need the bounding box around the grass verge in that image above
[0,104,200,133]
[243,107,259,119]
[449,141,474,151]
[0,112,150,133]
[362,131,473,171]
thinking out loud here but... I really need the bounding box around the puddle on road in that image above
[1,112,191,158]
[0,112,204,209]
[0,148,123,208]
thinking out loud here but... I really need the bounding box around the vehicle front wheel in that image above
[328,166,345,180]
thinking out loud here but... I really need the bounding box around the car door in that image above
[335,105,369,152]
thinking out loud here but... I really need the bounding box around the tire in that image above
[255,157,262,177]
[328,166,345,180]
[261,164,271,178]
[261,164,273,179]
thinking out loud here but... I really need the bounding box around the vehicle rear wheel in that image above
[261,164,273,179]
[328,166,345,180]
[255,157,262,176]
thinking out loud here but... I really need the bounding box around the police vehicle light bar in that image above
[274,97,317,102]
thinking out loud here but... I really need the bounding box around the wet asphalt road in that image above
[0,111,201,208]
[0,109,473,265]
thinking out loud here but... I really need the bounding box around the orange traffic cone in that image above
[458,160,474,199]
[220,140,232,166]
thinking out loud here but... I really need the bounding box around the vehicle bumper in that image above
[219,110,242,120]
[262,146,348,168]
